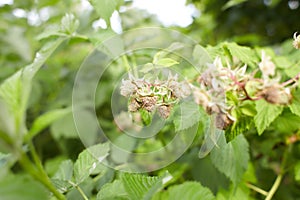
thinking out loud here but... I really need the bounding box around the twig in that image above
[246,182,268,196]
[265,174,283,200]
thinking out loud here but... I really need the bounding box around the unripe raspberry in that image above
[261,85,292,105]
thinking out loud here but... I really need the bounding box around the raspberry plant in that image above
[1,1,300,200]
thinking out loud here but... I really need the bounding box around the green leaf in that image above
[97,180,129,200]
[294,161,300,182]
[50,113,79,139]
[192,44,212,72]
[89,0,123,24]
[0,38,65,137]
[225,42,257,66]
[216,183,252,200]
[26,108,71,141]
[272,111,300,134]
[140,63,154,73]
[254,100,283,135]
[120,172,172,200]
[289,91,300,117]
[154,58,179,67]
[74,143,109,184]
[211,134,249,184]
[222,0,248,10]
[0,174,48,200]
[52,159,74,193]
[174,102,201,132]
[167,182,215,200]
[274,56,293,69]
[53,159,73,181]
[51,179,72,194]
[225,116,252,142]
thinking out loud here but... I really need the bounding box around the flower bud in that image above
[259,51,275,78]
[293,32,300,49]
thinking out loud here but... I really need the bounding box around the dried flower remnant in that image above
[120,73,191,119]
[157,105,172,119]
[293,32,300,49]
[194,57,237,129]
[120,77,137,97]
[259,51,275,78]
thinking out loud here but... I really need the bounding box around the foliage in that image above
[1,0,300,200]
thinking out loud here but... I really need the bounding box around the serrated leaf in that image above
[26,108,71,141]
[53,159,73,181]
[0,38,65,137]
[225,42,257,65]
[154,58,179,67]
[121,172,172,200]
[167,182,215,200]
[294,161,300,182]
[89,0,123,24]
[225,116,252,142]
[51,159,74,193]
[211,134,249,184]
[74,143,109,184]
[97,180,129,200]
[0,174,48,200]
[289,91,300,117]
[174,102,201,132]
[51,179,73,193]
[254,100,283,135]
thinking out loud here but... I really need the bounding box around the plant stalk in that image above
[265,174,283,200]
[264,144,290,200]
[246,182,268,196]
[69,181,89,200]
[18,150,65,200]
